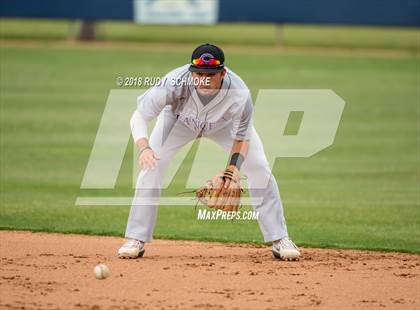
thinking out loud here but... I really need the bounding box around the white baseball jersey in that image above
[131,64,253,142]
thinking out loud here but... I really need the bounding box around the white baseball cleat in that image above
[272,237,301,261]
[118,238,145,259]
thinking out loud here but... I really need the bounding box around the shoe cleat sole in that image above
[118,248,145,259]
[272,250,299,261]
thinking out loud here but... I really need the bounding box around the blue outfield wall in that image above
[0,0,134,20]
[0,0,419,27]
[219,0,420,27]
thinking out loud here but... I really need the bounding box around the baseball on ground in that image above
[93,264,110,280]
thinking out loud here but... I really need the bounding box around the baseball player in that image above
[118,44,300,260]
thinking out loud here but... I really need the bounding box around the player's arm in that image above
[226,139,249,172]
[130,110,160,170]
[131,84,170,169]
[222,139,249,188]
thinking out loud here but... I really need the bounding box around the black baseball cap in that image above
[189,43,225,73]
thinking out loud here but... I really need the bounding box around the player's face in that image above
[192,70,226,96]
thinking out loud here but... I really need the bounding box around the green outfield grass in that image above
[0,41,419,253]
[0,18,419,51]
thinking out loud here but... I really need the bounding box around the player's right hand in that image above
[139,148,160,170]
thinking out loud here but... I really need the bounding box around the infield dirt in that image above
[0,231,419,309]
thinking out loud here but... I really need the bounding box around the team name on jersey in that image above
[176,113,218,131]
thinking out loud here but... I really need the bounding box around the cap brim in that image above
[189,65,225,73]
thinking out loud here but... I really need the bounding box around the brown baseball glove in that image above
[195,169,243,212]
